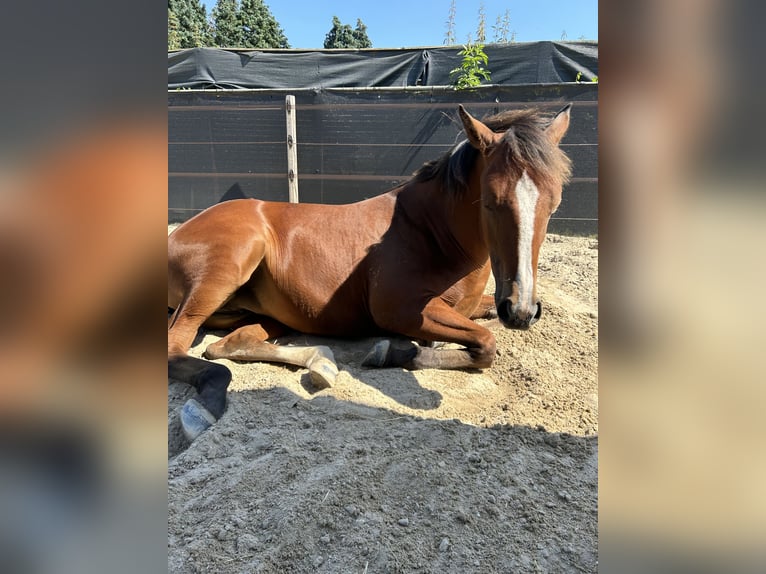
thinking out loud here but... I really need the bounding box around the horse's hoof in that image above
[362,339,390,367]
[180,398,218,442]
[309,358,338,389]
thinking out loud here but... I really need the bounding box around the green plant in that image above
[576,71,598,83]
[450,43,491,90]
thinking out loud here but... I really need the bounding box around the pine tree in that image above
[323,16,372,48]
[212,0,241,47]
[168,8,181,50]
[352,19,372,48]
[324,16,355,48]
[169,0,212,48]
[238,0,289,48]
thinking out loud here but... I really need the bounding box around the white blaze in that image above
[514,171,539,308]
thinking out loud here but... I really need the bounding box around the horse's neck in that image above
[399,176,488,268]
[448,162,489,265]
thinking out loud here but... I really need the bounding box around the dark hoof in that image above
[308,358,338,389]
[482,308,499,320]
[362,339,390,367]
[180,398,218,442]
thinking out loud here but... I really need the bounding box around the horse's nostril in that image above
[498,299,541,328]
[497,299,513,324]
[529,301,543,325]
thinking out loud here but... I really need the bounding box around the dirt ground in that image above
[168,230,598,573]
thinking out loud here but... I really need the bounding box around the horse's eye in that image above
[483,202,503,213]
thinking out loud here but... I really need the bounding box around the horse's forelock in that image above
[496,109,572,186]
[488,109,572,189]
[412,107,571,193]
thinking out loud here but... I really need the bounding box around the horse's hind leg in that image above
[169,233,269,438]
[204,324,339,389]
[168,284,243,440]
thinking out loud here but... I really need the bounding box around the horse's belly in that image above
[232,276,376,337]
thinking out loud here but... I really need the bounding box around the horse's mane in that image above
[412,108,572,193]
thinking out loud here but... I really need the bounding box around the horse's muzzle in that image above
[497,299,542,330]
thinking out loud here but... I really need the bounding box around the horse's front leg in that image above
[364,299,496,370]
[470,294,498,320]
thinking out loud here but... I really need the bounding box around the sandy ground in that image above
[168,230,598,573]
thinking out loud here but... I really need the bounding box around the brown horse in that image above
[169,104,572,439]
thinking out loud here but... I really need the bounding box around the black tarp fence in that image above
[169,42,598,89]
[168,44,598,235]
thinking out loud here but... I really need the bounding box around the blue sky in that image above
[201,0,598,49]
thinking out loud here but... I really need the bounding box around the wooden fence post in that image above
[285,95,299,203]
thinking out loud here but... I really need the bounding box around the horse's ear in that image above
[458,105,500,154]
[546,104,572,145]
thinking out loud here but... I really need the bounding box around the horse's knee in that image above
[203,324,274,360]
[202,340,225,360]
[471,332,497,368]
[203,335,251,360]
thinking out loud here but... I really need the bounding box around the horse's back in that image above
[169,198,265,243]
